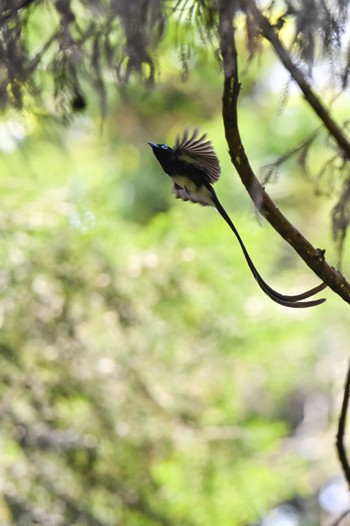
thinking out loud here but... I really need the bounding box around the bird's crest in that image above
[174,128,221,184]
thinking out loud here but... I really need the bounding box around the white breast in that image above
[172,175,198,193]
[172,174,213,205]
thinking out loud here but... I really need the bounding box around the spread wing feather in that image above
[174,128,221,184]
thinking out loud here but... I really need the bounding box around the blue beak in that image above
[147,141,158,148]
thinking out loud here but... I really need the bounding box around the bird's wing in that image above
[174,128,221,184]
[173,183,211,206]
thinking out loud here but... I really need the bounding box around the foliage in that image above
[1,1,350,525]
[2,0,350,111]
[0,92,349,524]
[2,0,350,250]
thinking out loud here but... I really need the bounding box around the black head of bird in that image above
[147,143,175,175]
[148,128,327,308]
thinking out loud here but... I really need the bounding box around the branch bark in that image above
[218,0,350,305]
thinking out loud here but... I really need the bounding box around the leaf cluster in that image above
[2,0,350,115]
[0,0,166,115]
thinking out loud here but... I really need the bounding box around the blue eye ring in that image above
[161,144,169,150]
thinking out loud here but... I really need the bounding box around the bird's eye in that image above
[161,145,169,150]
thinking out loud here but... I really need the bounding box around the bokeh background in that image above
[1,4,350,525]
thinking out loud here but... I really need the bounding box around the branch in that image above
[0,0,38,26]
[218,0,350,305]
[245,0,350,160]
[329,508,350,526]
[336,360,350,489]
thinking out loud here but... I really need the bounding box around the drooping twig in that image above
[336,360,350,490]
[218,0,350,304]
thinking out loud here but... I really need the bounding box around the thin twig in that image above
[329,508,350,526]
[0,0,38,26]
[218,0,350,304]
[336,360,350,489]
[245,0,350,160]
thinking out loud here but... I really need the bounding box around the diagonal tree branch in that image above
[244,0,350,160]
[218,0,350,305]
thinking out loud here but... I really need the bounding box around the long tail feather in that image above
[211,192,326,308]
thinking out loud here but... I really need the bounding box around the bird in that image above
[148,128,327,308]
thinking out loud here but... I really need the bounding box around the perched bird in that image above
[148,129,326,308]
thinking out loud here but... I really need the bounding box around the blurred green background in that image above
[1,8,350,526]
